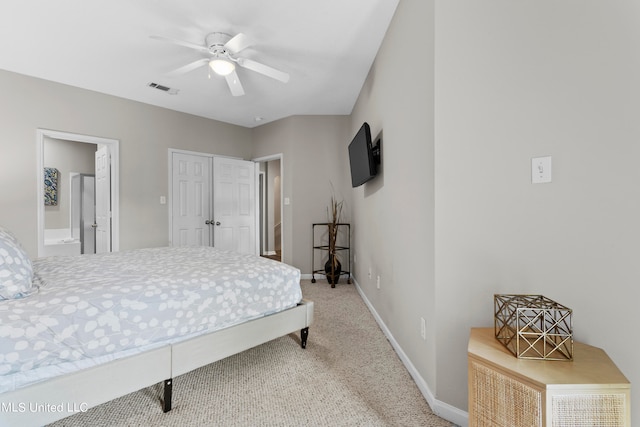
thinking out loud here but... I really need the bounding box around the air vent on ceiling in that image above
[148,82,179,95]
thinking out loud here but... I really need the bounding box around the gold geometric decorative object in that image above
[494,294,573,360]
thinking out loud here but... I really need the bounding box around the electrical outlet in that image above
[376,275,381,289]
[420,317,426,340]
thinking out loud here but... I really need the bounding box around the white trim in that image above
[168,148,223,158]
[252,153,284,262]
[254,162,260,255]
[37,129,120,257]
[258,171,266,255]
[350,277,468,427]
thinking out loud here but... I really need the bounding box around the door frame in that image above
[252,153,284,261]
[36,129,120,257]
[258,171,267,255]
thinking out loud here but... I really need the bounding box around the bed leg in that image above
[301,327,309,349]
[162,378,173,412]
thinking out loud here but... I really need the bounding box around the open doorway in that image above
[37,129,119,257]
[255,154,283,262]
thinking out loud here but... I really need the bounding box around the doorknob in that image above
[205,220,212,225]
[215,221,221,226]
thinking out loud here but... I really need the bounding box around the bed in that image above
[0,227,313,426]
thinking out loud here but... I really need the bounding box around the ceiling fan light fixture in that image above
[209,58,235,76]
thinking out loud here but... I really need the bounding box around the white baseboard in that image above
[350,278,469,427]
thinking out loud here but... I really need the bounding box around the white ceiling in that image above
[0,0,399,128]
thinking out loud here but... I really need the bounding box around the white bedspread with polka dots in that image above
[0,246,301,393]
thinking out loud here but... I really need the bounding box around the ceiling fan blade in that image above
[237,58,290,83]
[166,58,209,77]
[224,33,251,54]
[225,70,245,96]
[150,35,208,53]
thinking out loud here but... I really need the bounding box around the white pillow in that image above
[0,226,38,300]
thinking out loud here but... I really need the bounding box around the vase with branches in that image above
[325,194,343,287]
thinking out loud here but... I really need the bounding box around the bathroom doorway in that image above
[37,129,119,257]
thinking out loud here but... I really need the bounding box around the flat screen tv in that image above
[348,122,380,187]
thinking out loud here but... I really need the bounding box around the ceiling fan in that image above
[151,32,290,97]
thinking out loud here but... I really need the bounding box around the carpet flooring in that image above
[49,280,453,426]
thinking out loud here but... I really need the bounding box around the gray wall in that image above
[0,69,252,256]
[351,0,639,421]
[349,0,438,404]
[252,115,351,271]
[433,0,640,416]
[436,0,640,414]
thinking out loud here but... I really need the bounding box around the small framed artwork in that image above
[44,167,59,206]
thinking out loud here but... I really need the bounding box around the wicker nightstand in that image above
[468,328,630,426]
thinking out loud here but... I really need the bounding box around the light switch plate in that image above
[532,156,552,184]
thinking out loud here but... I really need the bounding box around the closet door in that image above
[171,152,212,246]
[213,156,257,255]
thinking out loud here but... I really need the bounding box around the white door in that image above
[213,156,257,254]
[171,152,212,246]
[94,146,111,253]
